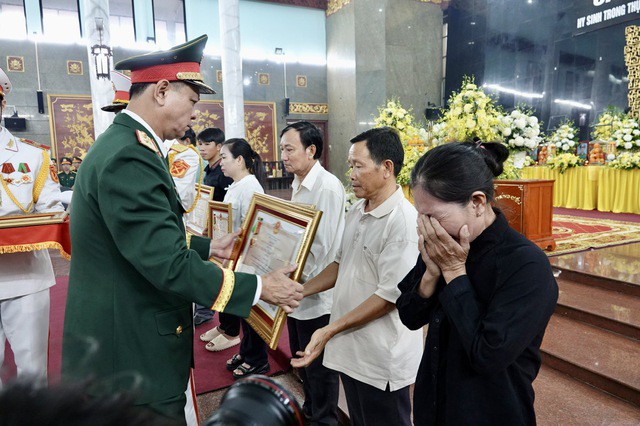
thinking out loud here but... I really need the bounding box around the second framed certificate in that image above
[185,184,214,236]
[233,193,321,349]
[208,201,233,240]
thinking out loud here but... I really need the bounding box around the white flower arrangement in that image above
[549,122,578,152]
[611,116,640,152]
[498,108,542,152]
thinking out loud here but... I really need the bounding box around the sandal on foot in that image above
[226,354,244,371]
[205,334,240,352]
[232,362,270,379]
[199,326,222,342]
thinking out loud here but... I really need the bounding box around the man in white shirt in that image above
[281,121,345,425]
[292,127,423,426]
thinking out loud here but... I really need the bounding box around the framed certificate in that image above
[232,193,322,349]
[185,184,214,236]
[0,211,68,229]
[208,201,233,240]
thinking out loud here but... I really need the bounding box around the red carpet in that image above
[2,277,291,395]
[193,319,291,394]
[554,207,640,223]
[551,214,640,256]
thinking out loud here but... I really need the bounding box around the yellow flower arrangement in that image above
[374,99,417,144]
[607,151,640,170]
[432,76,502,145]
[546,153,584,174]
[373,99,428,186]
[592,108,624,141]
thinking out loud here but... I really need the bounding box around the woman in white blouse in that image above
[199,138,265,354]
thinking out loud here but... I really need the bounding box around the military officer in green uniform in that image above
[61,35,303,423]
[57,157,76,189]
[71,156,82,171]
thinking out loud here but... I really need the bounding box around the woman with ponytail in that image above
[396,141,558,425]
[199,138,265,353]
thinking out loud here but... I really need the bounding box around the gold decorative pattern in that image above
[177,71,203,80]
[625,26,640,120]
[67,61,83,76]
[192,100,278,161]
[216,70,223,83]
[296,75,307,87]
[7,56,24,72]
[326,0,351,16]
[211,267,235,312]
[494,194,522,205]
[258,73,270,85]
[289,102,328,114]
[47,94,95,165]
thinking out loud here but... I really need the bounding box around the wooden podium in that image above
[493,179,556,251]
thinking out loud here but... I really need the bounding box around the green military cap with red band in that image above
[114,34,215,95]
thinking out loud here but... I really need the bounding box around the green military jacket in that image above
[57,170,76,188]
[62,112,258,407]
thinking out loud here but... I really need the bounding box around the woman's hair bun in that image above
[476,141,510,177]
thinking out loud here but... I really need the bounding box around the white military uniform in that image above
[164,140,202,212]
[0,126,64,385]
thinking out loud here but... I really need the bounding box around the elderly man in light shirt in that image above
[292,127,423,426]
[281,121,345,425]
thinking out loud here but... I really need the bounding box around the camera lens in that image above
[204,375,304,426]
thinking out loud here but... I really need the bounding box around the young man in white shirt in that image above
[292,127,423,426]
[281,121,346,424]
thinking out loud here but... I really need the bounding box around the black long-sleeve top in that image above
[397,209,558,425]
[203,161,233,202]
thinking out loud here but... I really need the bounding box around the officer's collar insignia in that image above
[170,142,188,153]
[136,129,161,157]
[5,138,17,152]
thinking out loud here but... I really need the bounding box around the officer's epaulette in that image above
[135,129,161,156]
[20,138,50,150]
[169,142,189,153]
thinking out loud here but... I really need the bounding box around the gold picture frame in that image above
[208,201,233,239]
[207,200,233,267]
[185,184,214,236]
[231,193,321,349]
[0,211,68,229]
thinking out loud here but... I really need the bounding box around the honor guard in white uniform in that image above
[0,68,64,385]
[164,133,202,213]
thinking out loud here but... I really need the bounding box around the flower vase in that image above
[512,151,526,169]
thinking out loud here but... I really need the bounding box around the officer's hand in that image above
[209,230,241,259]
[260,264,303,314]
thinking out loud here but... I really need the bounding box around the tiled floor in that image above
[550,243,640,286]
